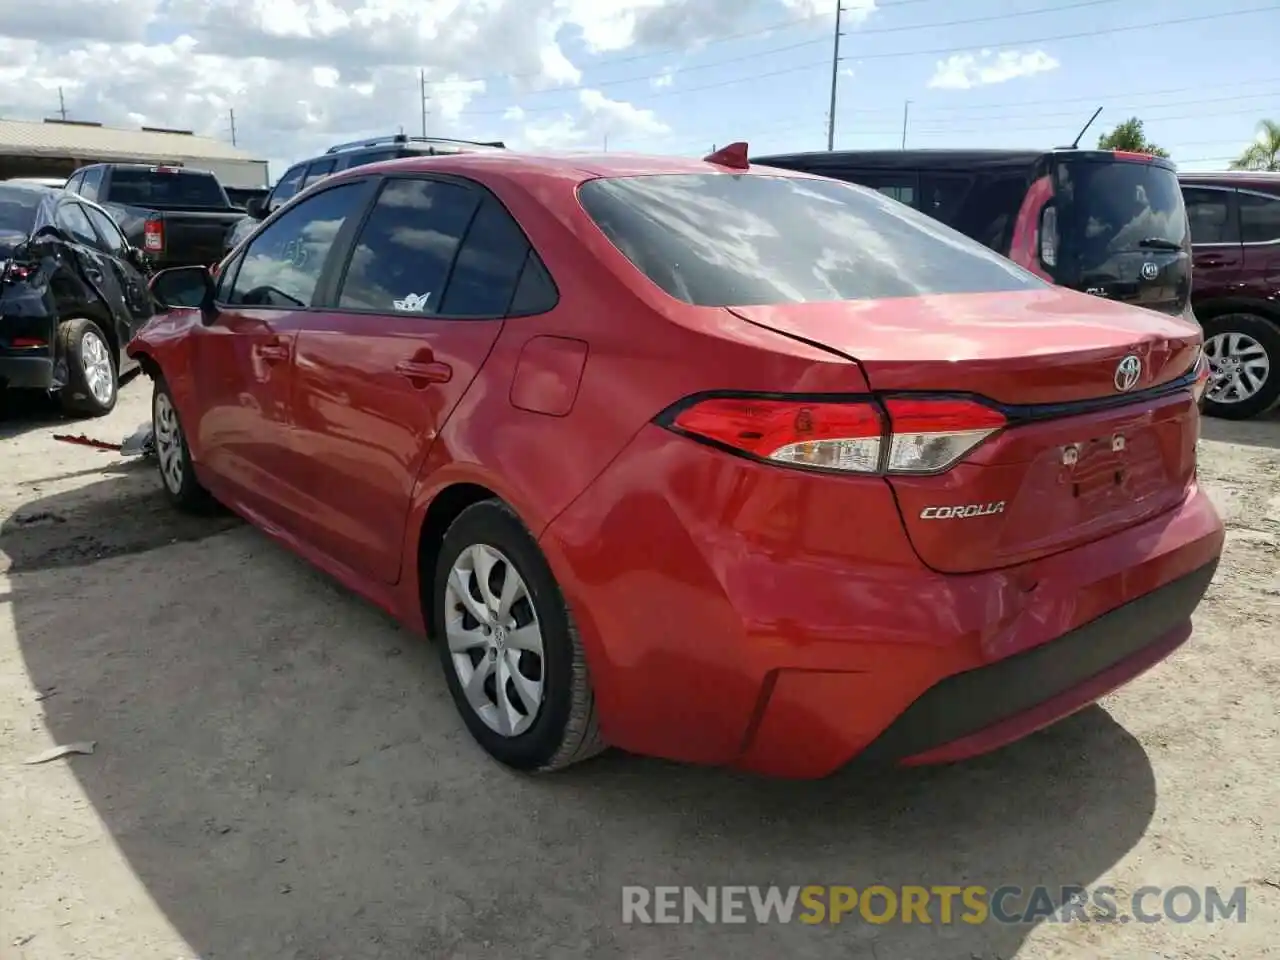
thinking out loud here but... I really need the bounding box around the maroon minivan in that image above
[1179,172,1280,420]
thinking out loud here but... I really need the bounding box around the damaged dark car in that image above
[0,182,156,417]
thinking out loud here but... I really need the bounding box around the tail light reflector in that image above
[11,337,45,348]
[1192,348,1212,404]
[143,218,164,252]
[666,395,1006,475]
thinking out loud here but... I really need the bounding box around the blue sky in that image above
[445,0,1279,171]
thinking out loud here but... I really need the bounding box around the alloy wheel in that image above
[81,330,115,406]
[444,543,546,738]
[153,391,185,494]
[1204,331,1271,405]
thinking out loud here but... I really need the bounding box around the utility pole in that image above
[826,2,843,151]
[229,108,237,146]
[420,70,429,137]
[900,100,910,149]
[58,87,67,121]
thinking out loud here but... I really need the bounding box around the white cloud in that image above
[0,0,880,180]
[927,48,1060,90]
[651,66,676,89]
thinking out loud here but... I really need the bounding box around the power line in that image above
[458,3,1280,117]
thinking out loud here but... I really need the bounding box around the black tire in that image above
[433,499,605,772]
[151,376,216,513]
[56,317,117,417]
[1200,313,1280,421]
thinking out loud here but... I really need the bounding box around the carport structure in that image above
[0,117,268,186]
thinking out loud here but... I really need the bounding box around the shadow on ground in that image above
[1,370,145,441]
[1200,407,1280,450]
[5,478,1158,960]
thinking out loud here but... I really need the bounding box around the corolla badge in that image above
[1141,262,1159,280]
[1114,354,1143,392]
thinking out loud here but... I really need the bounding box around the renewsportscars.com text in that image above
[621,885,1248,926]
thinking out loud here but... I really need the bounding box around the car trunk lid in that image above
[728,288,1204,573]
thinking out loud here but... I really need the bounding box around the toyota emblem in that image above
[1141,262,1159,280]
[1114,355,1142,392]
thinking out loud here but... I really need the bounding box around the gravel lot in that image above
[1,377,1277,960]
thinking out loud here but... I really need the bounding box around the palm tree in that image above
[1230,119,1280,171]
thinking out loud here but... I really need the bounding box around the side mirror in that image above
[245,197,266,220]
[150,265,217,324]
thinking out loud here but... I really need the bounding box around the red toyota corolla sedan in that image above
[129,144,1224,779]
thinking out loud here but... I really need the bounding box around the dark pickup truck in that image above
[63,163,245,269]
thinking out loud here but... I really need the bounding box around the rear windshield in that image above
[106,169,227,207]
[1054,159,1188,270]
[577,173,1044,307]
[0,186,42,234]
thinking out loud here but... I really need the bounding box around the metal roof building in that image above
[0,117,269,187]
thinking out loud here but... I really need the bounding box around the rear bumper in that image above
[540,424,1225,778]
[858,557,1217,765]
[0,354,55,389]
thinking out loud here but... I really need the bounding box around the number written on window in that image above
[336,178,479,314]
[227,182,364,308]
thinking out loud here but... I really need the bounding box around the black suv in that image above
[222,134,505,255]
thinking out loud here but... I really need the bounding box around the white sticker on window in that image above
[393,292,430,312]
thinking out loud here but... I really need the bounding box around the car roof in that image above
[326,150,827,186]
[1177,170,1280,190]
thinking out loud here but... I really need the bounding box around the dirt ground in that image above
[1,377,1277,960]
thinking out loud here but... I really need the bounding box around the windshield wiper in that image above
[1137,237,1182,251]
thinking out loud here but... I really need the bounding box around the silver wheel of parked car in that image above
[1204,331,1271,405]
[153,389,184,495]
[80,329,115,407]
[444,543,546,738]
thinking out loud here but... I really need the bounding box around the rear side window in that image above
[437,197,533,317]
[0,186,42,234]
[336,178,479,313]
[578,173,1043,307]
[82,204,127,254]
[106,169,226,207]
[56,202,101,248]
[1239,191,1280,244]
[918,172,974,226]
[953,173,1029,252]
[1182,187,1239,244]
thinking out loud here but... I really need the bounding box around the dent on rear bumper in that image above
[539,425,1224,777]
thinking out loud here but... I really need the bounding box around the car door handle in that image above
[395,359,453,386]
[1195,254,1225,266]
[256,342,290,362]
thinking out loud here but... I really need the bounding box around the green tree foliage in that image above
[1230,119,1280,172]
[1097,117,1170,157]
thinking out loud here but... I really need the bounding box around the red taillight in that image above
[11,337,45,348]
[666,395,1005,475]
[1110,150,1154,161]
[143,218,164,252]
[2,262,33,281]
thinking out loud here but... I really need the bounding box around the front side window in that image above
[577,173,1042,307]
[227,182,365,308]
[1182,187,1239,245]
[1239,192,1280,244]
[270,164,307,209]
[335,178,479,313]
